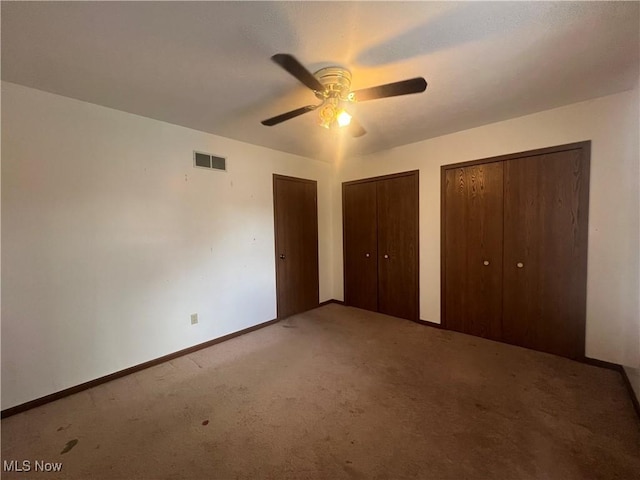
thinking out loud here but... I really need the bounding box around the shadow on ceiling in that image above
[355,2,552,67]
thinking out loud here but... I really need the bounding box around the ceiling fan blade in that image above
[348,116,366,137]
[352,77,427,102]
[261,105,318,126]
[271,54,325,92]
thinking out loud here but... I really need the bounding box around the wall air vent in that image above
[193,151,226,171]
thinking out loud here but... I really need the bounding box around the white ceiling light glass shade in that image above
[336,110,352,127]
[317,99,351,129]
[318,102,337,129]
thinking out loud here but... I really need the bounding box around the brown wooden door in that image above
[376,173,419,321]
[343,181,378,311]
[273,175,319,319]
[444,163,504,340]
[502,149,589,359]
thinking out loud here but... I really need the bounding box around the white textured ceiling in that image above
[2,1,639,161]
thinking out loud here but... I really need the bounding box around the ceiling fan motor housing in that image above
[314,67,353,101]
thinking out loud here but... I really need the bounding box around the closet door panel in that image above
[343,181,378,311]
[444,163,504,340]
[503,150,589,359]
[377,174,419,321]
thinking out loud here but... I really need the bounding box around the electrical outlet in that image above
[190,313,198,325]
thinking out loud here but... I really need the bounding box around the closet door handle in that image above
[279,254,286,260]
[483,260,490,266]
[365,253,370,258]
[516,262,524,268]
[384,254,389,259]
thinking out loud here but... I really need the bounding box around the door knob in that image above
[483,260,490,266]
[279,254,285,260]
[365,253,370,258]
[516,262,524,268]
[384,254,389,259]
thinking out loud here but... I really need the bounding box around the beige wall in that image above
[333,88,640,367]
[1,82,334,409]
[622,74,640,403]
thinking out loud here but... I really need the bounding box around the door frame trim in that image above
[273,174,319,320]
[440,140,591,336]
[440,141,591,171]
[342,169,419,187]
[342,170,420,321]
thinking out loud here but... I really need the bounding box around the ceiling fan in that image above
[261,54,428,137]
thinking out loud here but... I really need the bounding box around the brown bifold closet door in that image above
[442,142,590,360]
[502,149,590,359]
[444,163,504,340]
[343,181,378,311]
[376,173,419,321]
[273,175,319,319]
[342,171,419,322]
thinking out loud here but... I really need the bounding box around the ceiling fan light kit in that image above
[261,54,428,137]
[314,66,353,129]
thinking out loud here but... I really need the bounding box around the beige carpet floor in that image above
[2,304,639,479]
